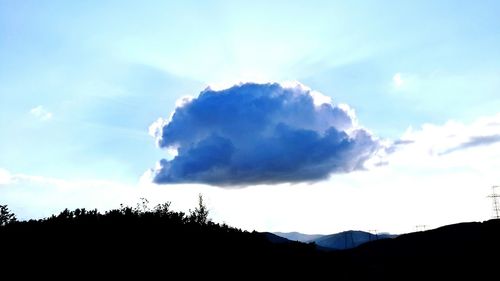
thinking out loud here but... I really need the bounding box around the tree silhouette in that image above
[0,204,16,226]
[189,194,209,225]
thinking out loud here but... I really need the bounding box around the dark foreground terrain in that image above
[1,202,499,280]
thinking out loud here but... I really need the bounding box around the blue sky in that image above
[1,1,500,234]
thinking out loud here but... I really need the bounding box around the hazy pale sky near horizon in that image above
[1,0,500,234]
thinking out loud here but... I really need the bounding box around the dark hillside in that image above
[1,202,499,280]
[346,219,500,279]
[0,204,332,278]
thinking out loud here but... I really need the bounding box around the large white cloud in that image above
[148,82,381,186]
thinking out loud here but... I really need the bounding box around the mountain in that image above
[312,230,397,250]
[260,232,293,244]
[274,230,397,249]
[272,231,324,242]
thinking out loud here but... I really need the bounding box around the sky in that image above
[1,0,500,234]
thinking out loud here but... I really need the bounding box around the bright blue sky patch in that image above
[1,0,499,233]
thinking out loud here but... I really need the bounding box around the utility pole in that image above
[488,186,500,219]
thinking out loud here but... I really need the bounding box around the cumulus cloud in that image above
[30,105,52,121]
[148,82,381,186]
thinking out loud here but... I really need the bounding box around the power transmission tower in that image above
[488,186,500,219]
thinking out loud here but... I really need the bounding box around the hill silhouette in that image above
[272,231,324,242]
[1,200,499,280]
[0,200,329,278]
[313,230,397,250]
[346,220,500,279]
[274,230,397,249]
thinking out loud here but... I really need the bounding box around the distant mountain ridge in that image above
[313,230,397,249]
[272,231,323,242]
[274,230,397,250]
[260,232,293,244]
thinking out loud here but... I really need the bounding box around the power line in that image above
[368,229,378,241]
[488,185,500,219]
[415,225,427,232]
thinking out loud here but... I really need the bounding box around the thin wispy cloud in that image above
[388,113,500,168]
[0,168,11,185]
[148,82,381,186]
[393,73,404,88]
[440,135,500,156]
[30,105,53,121]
